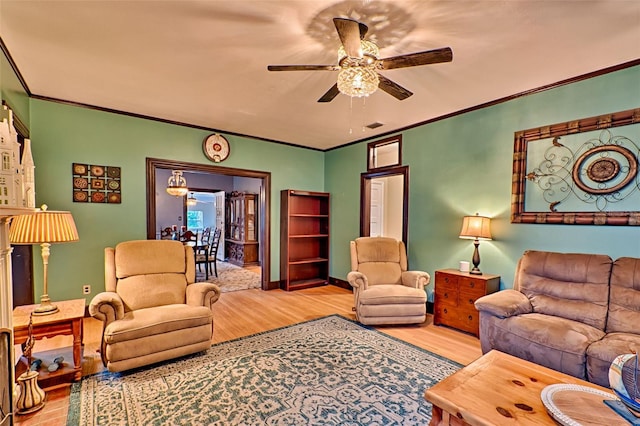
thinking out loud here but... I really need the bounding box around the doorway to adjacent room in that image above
[145,158,272,290]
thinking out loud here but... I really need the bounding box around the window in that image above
[2,153,10,170]
[367,135,402,171]
[187,210,203,230]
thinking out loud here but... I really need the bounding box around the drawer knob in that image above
[469,282,475,288]
[444,293,449,299]
[468,298,474,305]
[468,315,473,321]
[444,308,448,314]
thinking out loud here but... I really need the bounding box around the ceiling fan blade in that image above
[333,18,365,58]
[318,84,340,103]
[268,65,339,71]
[379,47,453,70]
[377,75,413,100]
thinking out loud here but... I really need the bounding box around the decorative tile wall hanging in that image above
[511,108,640,225]
[72,163,121,203]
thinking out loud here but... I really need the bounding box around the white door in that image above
[370,180,384,237]
[214,192,225,260]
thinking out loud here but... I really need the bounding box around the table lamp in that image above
[459,213,492,275]
[9,205,79,315]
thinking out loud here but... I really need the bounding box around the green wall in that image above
[327,65,640,291]
[28,100,324,301]
[3,37,640,301]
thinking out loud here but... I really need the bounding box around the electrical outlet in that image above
[82,285,91,295]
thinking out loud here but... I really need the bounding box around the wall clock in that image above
[203,134,230,163]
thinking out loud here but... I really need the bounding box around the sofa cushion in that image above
[586,332,640,387]
[117,273,187,311]
[358,284,427,305]
[104,304,212,344]
[515,250,612,330]
[354,237,405,285]
[358,263,402,286]
[358,285,426,324]
[115,240,187,277]
[482,312,605,380]
[355,237,401,263]
[607,257,640,334]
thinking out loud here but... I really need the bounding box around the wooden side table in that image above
[13,298,85,390]
[433,269,499,336]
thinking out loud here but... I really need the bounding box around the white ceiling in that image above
[1,0,639,150]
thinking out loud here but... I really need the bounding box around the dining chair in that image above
[196,228,222,279]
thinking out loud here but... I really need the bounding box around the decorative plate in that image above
[541,383,617,426]
[203,133,230,163]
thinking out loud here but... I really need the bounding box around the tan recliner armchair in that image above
[89,240,221,372]
[347,237,430,325]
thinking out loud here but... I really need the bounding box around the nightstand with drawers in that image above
[433,269,500,336]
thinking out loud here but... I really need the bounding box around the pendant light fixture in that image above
[166,170,188,197]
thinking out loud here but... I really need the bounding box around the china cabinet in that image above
[225,192,259,266]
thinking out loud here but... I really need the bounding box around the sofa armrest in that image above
[89,292,125,325]
[474,289,532,318]
[347,271,368,290]
[186,282,221,310]
[401,271,431,290]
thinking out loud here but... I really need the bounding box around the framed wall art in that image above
[72,163,121,203]
[511,108,640,225]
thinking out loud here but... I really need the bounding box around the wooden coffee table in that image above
[13,298,85,390]
[425,350,624,426]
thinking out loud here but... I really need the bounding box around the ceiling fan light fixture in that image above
[337,66,379,98]
[337,39,379,62]
[166,170,189,197]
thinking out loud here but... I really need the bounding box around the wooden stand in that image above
[433,269,499,336]
[13,299,85,390]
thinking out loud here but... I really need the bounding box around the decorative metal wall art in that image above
[72,163,121,203]
[511,108,640,225]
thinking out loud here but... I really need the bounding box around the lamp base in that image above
[32,295,59,316]
[470,239,483,275]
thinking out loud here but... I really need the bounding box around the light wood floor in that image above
[15,285,482,425]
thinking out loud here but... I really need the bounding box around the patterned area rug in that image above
[67,315,461,426]
[196,260,261,292]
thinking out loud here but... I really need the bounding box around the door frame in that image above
[360,165,409,246]
[146,157,272,290]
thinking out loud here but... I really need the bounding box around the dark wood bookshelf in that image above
[280,190,329,291]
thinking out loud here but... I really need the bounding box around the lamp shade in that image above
[459,214,492,240]
[9,206,79,244]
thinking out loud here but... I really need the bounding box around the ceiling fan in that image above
[267,18,453,102]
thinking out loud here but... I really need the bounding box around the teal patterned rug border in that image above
[67,314,462,425]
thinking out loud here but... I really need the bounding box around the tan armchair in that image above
[347,237,430,325]
[89,240,221,372]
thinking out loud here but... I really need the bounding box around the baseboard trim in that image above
[329,277,351,290]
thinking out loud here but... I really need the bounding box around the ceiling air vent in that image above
[365,122,384,129]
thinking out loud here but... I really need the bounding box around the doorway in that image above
[360,166,408,245]
[187,190,225,260]
[146,158,272,290]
